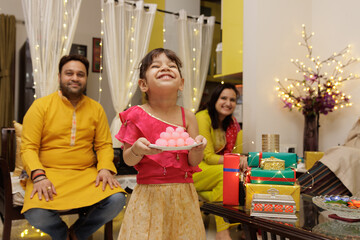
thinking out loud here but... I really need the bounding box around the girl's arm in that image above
[123,138,162,166]
[186,110,207,166]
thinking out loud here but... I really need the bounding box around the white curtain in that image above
[101,0,156,147]
[21,0,82,98]
[175,10,215,112]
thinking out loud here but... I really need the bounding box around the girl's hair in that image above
[139,48,183,79]
[207,83,239,131]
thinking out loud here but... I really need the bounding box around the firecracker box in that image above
[223,153,240,205]
[250,188,297,219]
[249,168,296,185]
[248,152,297,168]
[245,183,300,211]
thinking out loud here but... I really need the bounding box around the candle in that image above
[223,153,240,205]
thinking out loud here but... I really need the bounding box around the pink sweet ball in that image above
[166,126,175,133]
[176,138,185,147]
[155,127,194,147]
[175,127,185,133]
[171,131,180,139]
[155,138,168,146]
[185,137,195,146]
[160,132,171,140]
[180,132,189,139]
[168,139,177,147]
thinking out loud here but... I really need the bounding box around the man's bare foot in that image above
[215,229,232,240]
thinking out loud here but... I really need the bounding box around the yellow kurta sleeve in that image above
[21,97,47,175]
[233,129,243,154]
[94,104,116,173]
[196,110,221,165]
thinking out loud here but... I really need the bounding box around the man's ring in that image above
[47,186,51,191]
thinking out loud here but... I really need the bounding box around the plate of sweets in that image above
[149,126,202,151]
[312,195,360,220]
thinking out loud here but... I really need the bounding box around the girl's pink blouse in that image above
[115,106,201,184]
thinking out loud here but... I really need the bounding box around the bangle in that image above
[31,171,45,180]
[33,177,47,184]
[130,147,142,157]
[32,174,46,181]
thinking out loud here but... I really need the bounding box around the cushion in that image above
[13,120,23,177]
[11,172,25,206]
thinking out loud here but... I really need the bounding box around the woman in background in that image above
[193,83,247,240]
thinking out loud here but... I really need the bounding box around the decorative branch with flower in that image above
[275,24,360,117]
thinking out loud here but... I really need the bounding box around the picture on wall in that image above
[92,38,102,72]
[70,44,87,57]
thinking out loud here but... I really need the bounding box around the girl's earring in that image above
[177,90,182,97]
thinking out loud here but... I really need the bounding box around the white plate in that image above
[149,142,202,151]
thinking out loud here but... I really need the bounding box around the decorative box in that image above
[305,151,324,170]
[245,183,300,211]
[251,188,297,219]
[249,167,296,185]
[248,152,297,168]
[223,153,240,205]
[260,157,285,170]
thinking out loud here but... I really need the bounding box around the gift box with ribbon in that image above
[223,153,240,205]
[245,183,300,211]
[249,167,296,185]
[248,152,297,168]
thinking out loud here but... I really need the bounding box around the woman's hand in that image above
[96,169,122,191]
[31,178,57,201]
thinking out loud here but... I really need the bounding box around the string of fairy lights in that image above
[191,24,199,113]
[97,4,206,110]
[32,0,70,100]
[98,7,104,102]
[126,12,136,108]
[30,1,210,112]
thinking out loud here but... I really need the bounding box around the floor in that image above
[0,213,244,240]
[0,203,244,240]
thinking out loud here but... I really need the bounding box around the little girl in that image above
[116,48,207,240]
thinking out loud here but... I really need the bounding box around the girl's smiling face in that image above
[140,52,184,95]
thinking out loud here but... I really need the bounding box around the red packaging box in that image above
[223,153,240,205]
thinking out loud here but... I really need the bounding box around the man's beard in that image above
[59,80,86,100]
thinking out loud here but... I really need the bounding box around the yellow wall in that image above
[223,0,243,75]
[144,0,165,52]
[201,1,221,77]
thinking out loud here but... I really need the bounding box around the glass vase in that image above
[303,114,319,153]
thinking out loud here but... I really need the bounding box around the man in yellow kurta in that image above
[21,55,126,240]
